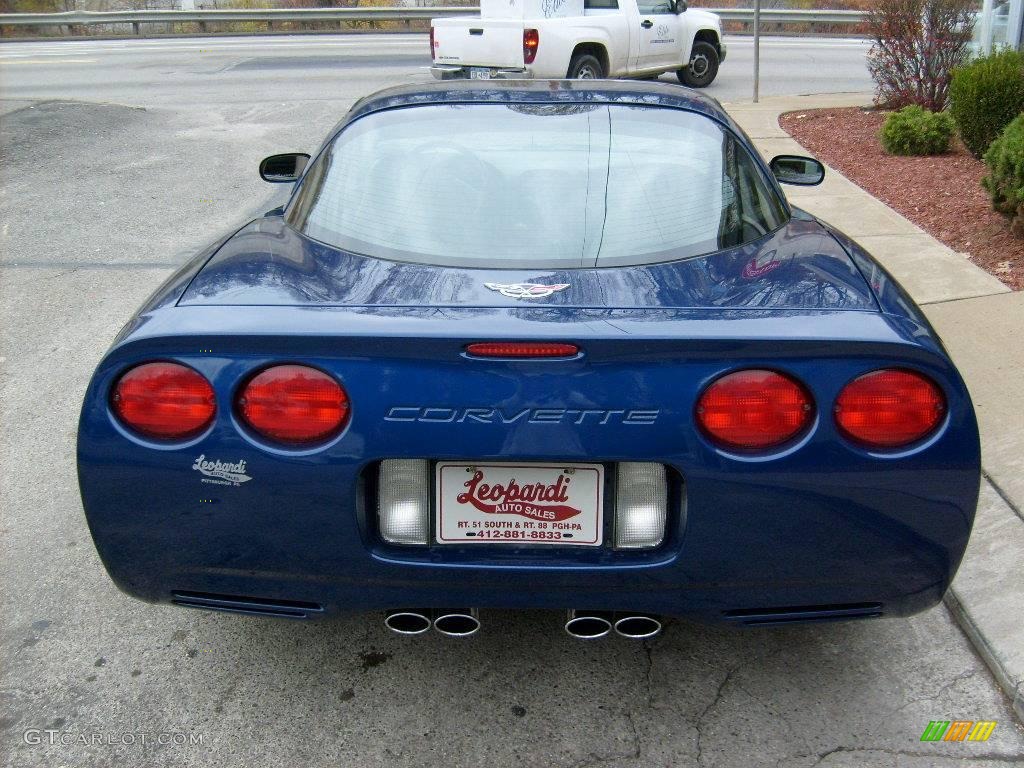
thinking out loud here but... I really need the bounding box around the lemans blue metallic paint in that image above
[179,214,877,310]
[77,81,980,624]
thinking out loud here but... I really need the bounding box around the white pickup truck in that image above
[430,0,725,87]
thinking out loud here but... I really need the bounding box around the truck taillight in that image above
[429,27,435,60]
[523,28,539,64]
[111,362,216,440]
[237,364,349,445]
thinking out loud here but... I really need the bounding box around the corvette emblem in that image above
[484,282,570,299]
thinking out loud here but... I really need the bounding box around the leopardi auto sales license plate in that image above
[436,462,604,546]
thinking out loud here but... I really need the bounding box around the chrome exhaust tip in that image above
[613,614,662,640]
[384,610,432,636]
[564,610,613,640]
[433,609,480,637]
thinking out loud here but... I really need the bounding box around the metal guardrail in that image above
[0,8,464,26]
[0,7,869,30]
[715,8,867,24]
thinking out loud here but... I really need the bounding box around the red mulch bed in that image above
[779,107,1022,292]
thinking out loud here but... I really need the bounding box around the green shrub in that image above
[950,48,1024,158]
[982,113,1024,238]
[880,106,955,155]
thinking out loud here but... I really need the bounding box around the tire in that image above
[677,40,719,88]
[567,53,605,80]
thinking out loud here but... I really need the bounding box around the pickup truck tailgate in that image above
[432,18,525,68]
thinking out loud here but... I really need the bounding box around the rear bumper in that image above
[430,64,532,80]
[158,575,934,625]
[77,316,981,626]
[81,448,978,624]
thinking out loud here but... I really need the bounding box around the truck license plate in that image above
[436,462,604,546]
[469,67,491,80]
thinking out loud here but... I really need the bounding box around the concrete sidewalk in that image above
[725,93,1024,722]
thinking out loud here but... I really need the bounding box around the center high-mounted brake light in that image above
[465,342,578,358]
[523,29,540,64]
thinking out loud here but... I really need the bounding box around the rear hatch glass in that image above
[287,104,788,270]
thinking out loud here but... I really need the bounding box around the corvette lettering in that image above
[457,470,582,522]
[385,407,659,425]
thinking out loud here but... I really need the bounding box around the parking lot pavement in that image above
[3,95,1024,768]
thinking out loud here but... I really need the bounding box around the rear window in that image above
[288,104,787,269]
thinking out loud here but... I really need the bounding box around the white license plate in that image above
[469,67,491,80]
[436,462,604,546]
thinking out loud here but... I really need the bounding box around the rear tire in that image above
[567,53,604,80]
[677,40,719,88]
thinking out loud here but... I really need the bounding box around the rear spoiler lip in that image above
[99,308,950,372]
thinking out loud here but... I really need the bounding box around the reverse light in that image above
[696,369,813,451]
[237,364,349,445]
[465,342,578,358]
[614,462,668,549]
[378,459,430,545]
[523,28,540,64]
[111,361,216,440]
[835,368,945,449]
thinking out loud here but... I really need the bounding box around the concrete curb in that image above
[724,92,1024,724]
[945,590,1024,723]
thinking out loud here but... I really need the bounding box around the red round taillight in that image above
[834,368,945,449]
[111,361,216,440]
[696,369,813,451]
[237,365,349,445]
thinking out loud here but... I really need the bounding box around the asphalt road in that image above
[0,33,873,108]
[2,33,1024,768]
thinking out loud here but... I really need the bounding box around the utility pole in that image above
[753,0,761,103]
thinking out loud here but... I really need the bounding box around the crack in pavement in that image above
[566,709,644,768]
[892,667,979,714]
[695,663,743,767]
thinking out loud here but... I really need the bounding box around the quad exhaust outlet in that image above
[565,610,662,640]
[385,609,661,639]
[385,609,481,637]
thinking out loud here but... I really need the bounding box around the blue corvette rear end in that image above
[77,81,979,633]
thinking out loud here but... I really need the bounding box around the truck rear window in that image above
[288,104,787,269]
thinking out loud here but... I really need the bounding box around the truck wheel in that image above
[568,54,604,79]
[677,41,719,88]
